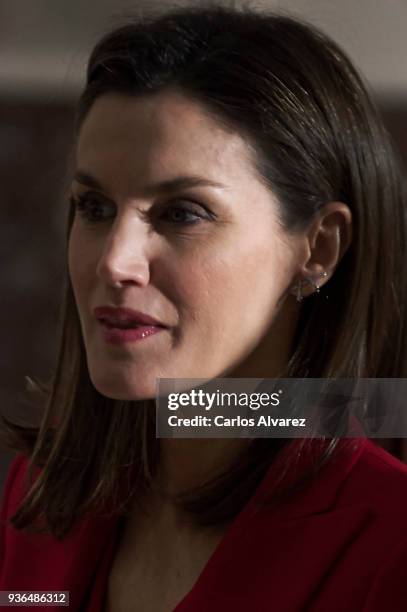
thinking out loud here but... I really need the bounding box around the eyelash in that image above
[69,194,213,226]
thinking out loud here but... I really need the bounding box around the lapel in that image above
[2,438,370,611]
[175,438,371,611]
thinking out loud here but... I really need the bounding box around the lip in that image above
[93,305,168,328]
[93,305,168,345]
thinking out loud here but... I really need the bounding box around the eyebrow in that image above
[73,170,226,195]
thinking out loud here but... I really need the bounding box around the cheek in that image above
[165,230,292,338]
[67,225,95,305]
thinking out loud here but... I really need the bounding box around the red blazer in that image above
[1,438,407,611]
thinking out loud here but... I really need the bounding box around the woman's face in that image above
[68,91,304,400]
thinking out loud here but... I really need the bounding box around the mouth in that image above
[98,319,165,330]
[93,306,170,344]
[93,305,169,329]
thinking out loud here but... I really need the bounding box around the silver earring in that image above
[293,271,328,302]
[309,270,328,293]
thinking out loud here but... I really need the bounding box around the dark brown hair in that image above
[2,4,406,539]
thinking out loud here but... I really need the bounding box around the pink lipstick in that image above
[94,305,168,345]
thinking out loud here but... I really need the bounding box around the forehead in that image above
[75,91,261,193]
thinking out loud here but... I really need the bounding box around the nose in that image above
[96,216,151,288]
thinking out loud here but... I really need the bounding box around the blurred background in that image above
[1,0,407,490]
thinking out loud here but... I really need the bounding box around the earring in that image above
[293,271,328,302]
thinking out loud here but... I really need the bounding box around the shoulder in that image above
[358,438,407,476]
[0,453,119,600]
[338,439,407,515]
[295,441,407,610]
[331,439,407,598]
[349,446,407,612]
[0,454,33,583]
[0,454,32,523]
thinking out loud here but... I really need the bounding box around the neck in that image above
[156,437,251,497]
[154,296,299,499]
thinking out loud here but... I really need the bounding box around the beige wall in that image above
[1,0,406,100]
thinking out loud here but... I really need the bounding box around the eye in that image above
[160,201,214,225]
[69,193,114,224]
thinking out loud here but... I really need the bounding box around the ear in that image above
[290,202,352,301]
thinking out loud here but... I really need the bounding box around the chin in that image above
[94,384,156,402]
[85,350,158,399]
[92,381,155,402]
[88,371,156,402]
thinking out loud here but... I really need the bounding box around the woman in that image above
[1,5,407,611]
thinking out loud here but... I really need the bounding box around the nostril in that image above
[96,248,151,288]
